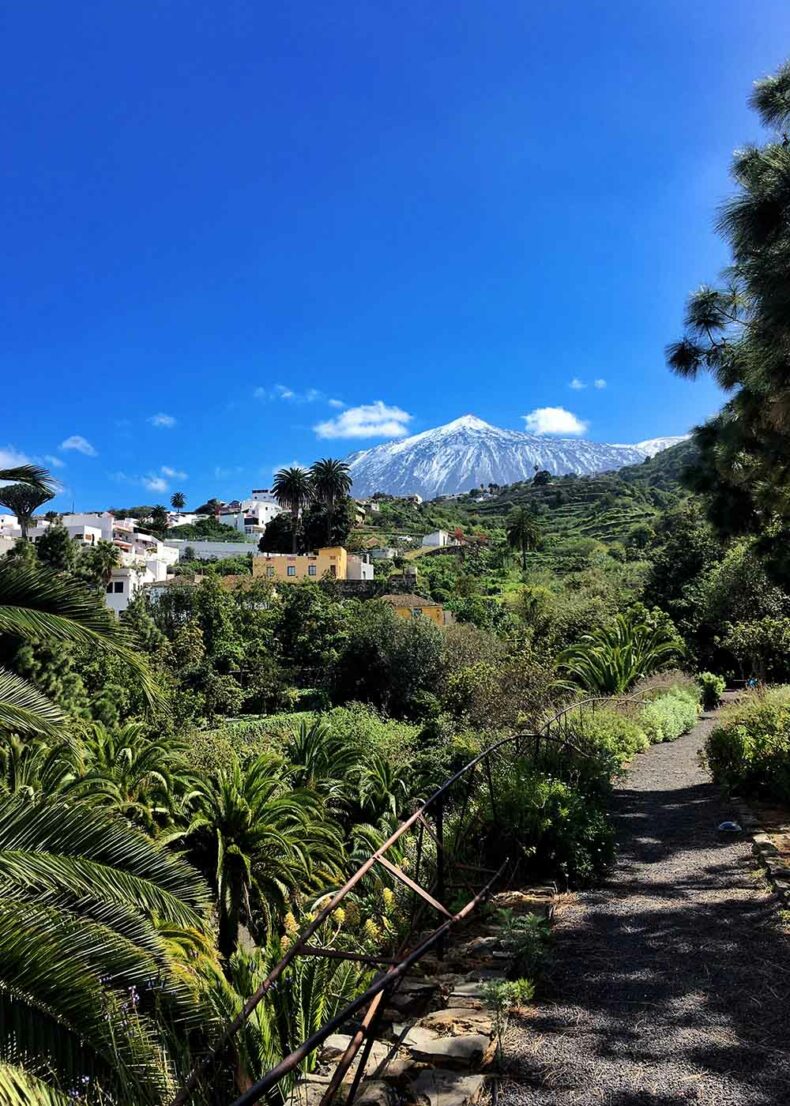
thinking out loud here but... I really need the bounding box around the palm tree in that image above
[0,795,219,1102]
[310,459,352,545]
[79,537,121,591]
[558,608,682,694]
[0,560,160,736]
[506,506,542,570]
[272,467,313,554]
[171,491,186,512]
[0,483,54,539]
[183,753,342,958]
[64,721,195,832]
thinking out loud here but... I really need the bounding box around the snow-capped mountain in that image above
[347,415,687,499]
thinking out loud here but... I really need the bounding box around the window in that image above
[329,565,337,578]
[267,567,275,578]
[412,607,423,617]
[308,564,317,577]
[113,581,124,593]
[106,583,113,593]
[287,566,296,577]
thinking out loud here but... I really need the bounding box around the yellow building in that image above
[380,592,446,626]
[252,546,373,582]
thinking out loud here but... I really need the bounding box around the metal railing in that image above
[172,684,672,1106]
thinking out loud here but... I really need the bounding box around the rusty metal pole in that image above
[435,796,446,959]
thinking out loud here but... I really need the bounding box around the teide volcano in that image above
[346,415,685,499]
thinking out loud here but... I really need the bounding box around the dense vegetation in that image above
[4,59,790,1106]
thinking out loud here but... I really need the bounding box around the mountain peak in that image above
[347,414,685,499]
[437,414,493,432]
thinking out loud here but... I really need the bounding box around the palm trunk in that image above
[291,508,298,554]
[521,546,526,572]
[326,502,334,545]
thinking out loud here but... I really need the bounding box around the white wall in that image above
[164,539,258,561]
[422,530,451,547]
[347,555,374,581]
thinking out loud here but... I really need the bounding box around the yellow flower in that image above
[284,912,299,937]
[280,935,291,954]
[333,907,346,925]
[382,888,394,913]
[363,918,380,942]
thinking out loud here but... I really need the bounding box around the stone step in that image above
[405,1069,487,1106]
[397,1025,496,1069]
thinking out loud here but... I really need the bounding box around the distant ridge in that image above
[347,415,687,498]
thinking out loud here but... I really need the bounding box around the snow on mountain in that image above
[634,435,690,457]
[347,415,687,499]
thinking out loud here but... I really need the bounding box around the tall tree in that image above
[272,466,313,553]
[0,483,53,539]
[171,490,186,512]
[666,60,790,581]
[310,458,352,545]
[506,506,542,571]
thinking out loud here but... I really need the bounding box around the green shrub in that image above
[697,671,726,711]
[569,707,649,765]
[705,687,790,803]
[638,687,699,743]
[479,763,616,886]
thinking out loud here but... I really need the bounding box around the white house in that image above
[421,529,455,548]
[219,491,285,538]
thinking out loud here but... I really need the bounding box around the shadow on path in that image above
[501,713,790,1106]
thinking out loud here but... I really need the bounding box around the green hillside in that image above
[356,441,693,552]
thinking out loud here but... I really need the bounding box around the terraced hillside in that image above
[357,441,694,551]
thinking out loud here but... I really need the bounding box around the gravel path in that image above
[501,710,790,1106]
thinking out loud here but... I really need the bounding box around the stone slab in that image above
[407,1069,487,1106]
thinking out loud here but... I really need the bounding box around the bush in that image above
[705,687,790,804]
[697,671,726,711]
[638,687,699,743]
[478,763,616,886]
[567,707,649,766]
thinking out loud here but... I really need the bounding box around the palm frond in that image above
[0,668,64,737]
[0,563,162,708]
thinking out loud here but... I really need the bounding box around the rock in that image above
[286,1083,336,1106]
[355,1080,398,1106]
[319,1035,395,1073]
[401,1026,494,1068]
[447,980,489,1009]
[419,1009,494,1037]
[407,1069,486,1106]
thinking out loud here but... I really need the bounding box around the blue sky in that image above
[3,1,789,510]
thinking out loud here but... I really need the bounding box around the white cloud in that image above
[60,435,97,456]
[143,475,168,493]
[161,465,187,480]
[0,445,31,470]
[314,401,413,440]
[593,378,607,389]
[328,398,345,409]
[522,407,588,436]
[148,413,177,428]
[254,384,334,405]
[569,377,586,390]
[270,460,309,475]
[44,454,65,469]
